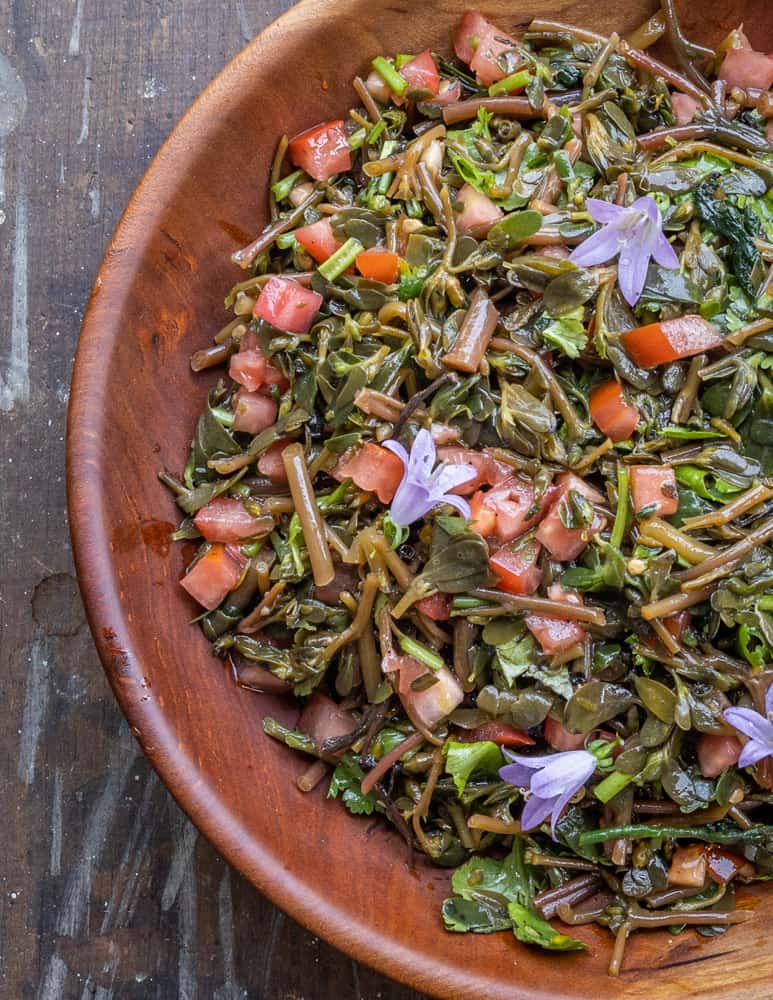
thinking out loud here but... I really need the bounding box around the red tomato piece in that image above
[535,472,607,562]
[229,333,267,392]
[470,477,555,543]
[384,654,464,730]
[720,45,773,91]
[630,465,679,516]
[457,721,535,747]
[526,615,586,655]
[589,380,640,442]
[470,22,519,85]
[288,120,351,182]
[621,315,722,368]
[671,93,700,126]
[400,50,440,97]
[544,717,586,751]
[354,247,400,283]
[430,79,462,106]
[469,490,498,536]
[253,276,323,335]
[416,593,451,621]
[454,183,503,237]
[260,362,290,395]
[697,733,742,778]
[333,442,405,503]
[180,543,244,610]
[489,538,542,595]
[294,217,342,264]
[194,497,266,543]
[437,446,510,495]
[453,10,490,64]
[258,439,292,483]
[232,390,278,435]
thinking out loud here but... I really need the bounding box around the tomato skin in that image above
[288,120,351,181]
[526,615,586,655]
[194,497,266,543]
[180,543,245,610]
[253,276,323,335]
[456,722,535,747]
[333,442,405,503]
[416,593,451,621]
[294,217,342,264]
[257,439,291,482]
[672,93,699,125]
[535,472,606,562]
[454,183,503,237]
[631,465,679,516]
[453,10,490,63]
[260,362,290,395]
[469,490,499,536]
[697,733,742,778]
[589,380,640,442]
[470,478,555,543]
[400,50,440,97]
[489,539,542,595]
[232,390,278,435]
[720,46,773,91]
[544,717,586,751]
[621,315,722,368]
[470,22,519,85]
[355,247,400,283]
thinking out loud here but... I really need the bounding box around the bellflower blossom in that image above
[569,195,679,307]
[724,684,773,768]
[499,749,597,838]
[383,429,477,527]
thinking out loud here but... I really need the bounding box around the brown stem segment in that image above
[442,288,500,374]
[281,443,334,587]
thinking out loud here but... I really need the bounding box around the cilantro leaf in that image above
[328,754,380,816]
[542,314,587,359]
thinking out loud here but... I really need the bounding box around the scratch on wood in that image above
[0,193,30,412]
[87,170,101,219]
[161,806,198,912]
[56,733,137,937]
[50,769,63,875]
[68,0,84,56]
[17,632,51,785]
[178,860,198,1000]
[260,907,285,997]
[38,954,69,1000]
[77,55,92,145]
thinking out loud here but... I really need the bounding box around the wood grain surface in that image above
[0,2,427,997]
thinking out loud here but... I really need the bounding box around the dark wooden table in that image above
[0,3,429,997]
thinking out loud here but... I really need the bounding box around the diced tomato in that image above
[294,217,342,264]
[355,247,400,283]
[664,610,691,641]
[257,439,292,483]
[454,183,503,238]
[430,79,462,106]
[671,93,700,126]
[180,543,245,610]
[630,465,679,517]
[470,477,555,543]
[621,315,722,368]
[469,490,498,536]
[697,733,742,778]
[535,472,607,562]
[456,721,535,747]
[526,615,586,655]
[416,593,451,621]
[704,844,753,883]
[400,50,440,97]
[298,692,355,756]
[288,120,351,182]
[453,10,490,63]
[229,332,267,392]
[489,538,542,595]
[260,362,290,395]
[544,717,586,751]
[333,442,404,503]
[194,497,267,543]
[253,276,323,335]
[383,653,464,729]
[720,45,773,91]
[668,844,707,888]
[589,380,640,442]
[470,22,519,86]
[438,447,512,495]
[232,390,278,435]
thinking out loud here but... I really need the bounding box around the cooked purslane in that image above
[162,8,773,974]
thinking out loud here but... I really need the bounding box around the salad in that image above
[162,7,773,975]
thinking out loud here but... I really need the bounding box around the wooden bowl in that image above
[67,2,773,996]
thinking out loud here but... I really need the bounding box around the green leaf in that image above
[444,740,504,794]
[441,896,512,933]
[508,902,588,951]
[328,755,380,816]
[542,312,587,359]
[488,209,543,250]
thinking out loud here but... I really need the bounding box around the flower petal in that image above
[569,225,622,268]
[650,230,679,269]
[429,462,478,496]
[382,438,410,468]
[585,197,627,224]
[389,481,433,527]
[549,783,581,840]
[617,234,650,307]
[520,793,556,833]
[530,751,595,799]
[502,751,549,769]
[499,762,539,788]
[723,706,773,745]
[738,739,773,768]
[406,428,436,480]
[766,682,773,717]
[435,492,473,519]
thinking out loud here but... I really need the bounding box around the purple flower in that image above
[569,195,679,307]
[723,684,773,768]
[382,428,476,527]
[499,749,596,838]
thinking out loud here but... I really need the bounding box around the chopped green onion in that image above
[210,405,235,427]
[348,127,367,150]
[394,53,414,69]
[488,69,532,97]
[241,539,266,558]
[318,237,365,281]
[593,770,636,804]
[553,149,575,181]
[271,169,305,202]
[367,119,387,144]
[451,596,488,610]
[406,199,423,218]
[610,464,629,550]
[372,56,407,97]
[275,231,298,250]
[398,635,445,671]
